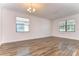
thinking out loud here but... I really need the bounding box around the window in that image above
[59,20,75,32]
[59,21,66,32]
[67,20,75,32]
[16,17,30,32]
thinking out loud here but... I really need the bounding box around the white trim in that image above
[1,35,52,44]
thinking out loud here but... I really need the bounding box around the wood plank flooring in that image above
[0,37,79,56]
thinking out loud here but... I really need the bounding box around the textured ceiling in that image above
[1,3,79,20]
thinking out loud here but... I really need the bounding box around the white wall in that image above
[0,7,2,45]
[1,8,52,44]
[2,7,79,44]
[52,14,79,40]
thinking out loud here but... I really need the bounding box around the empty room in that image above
[0,3,79,56]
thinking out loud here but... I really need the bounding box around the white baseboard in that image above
[52,35,79,40]
[1,35,79,45]
[1,35,52,45]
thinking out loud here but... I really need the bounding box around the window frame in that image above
[59,20,75,32]
[66,20,75,32]
[59,21,66,32]
[16,17,30,32]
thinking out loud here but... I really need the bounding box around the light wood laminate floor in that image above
[0,37,79,56]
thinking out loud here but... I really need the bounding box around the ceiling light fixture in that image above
[27,3,36,14]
